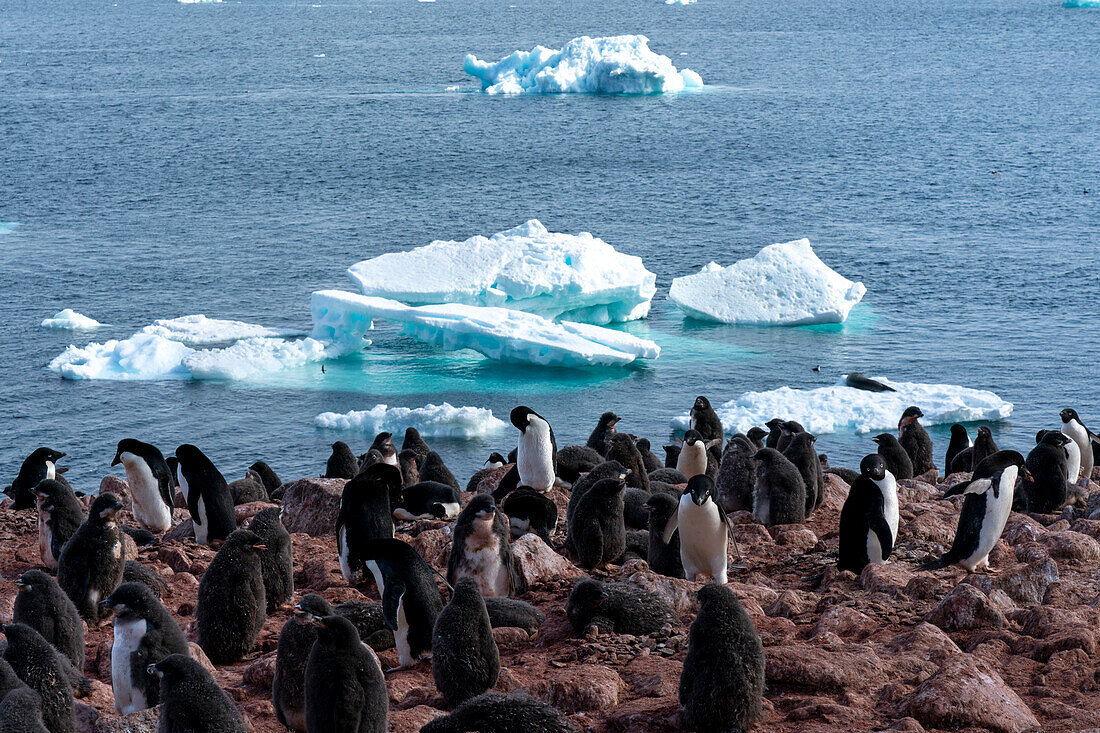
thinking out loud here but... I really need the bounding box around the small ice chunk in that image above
[464,35,703,95]
[41,309,103,331]
[670,377,1013,436]
[311,290,660,367]
[0,222,19,236]
[346,220,656,324]
[669,239,866,325]
[315,403,505,438]
[140,315,307,345]
[1064,0,1100,6]
[666,0,697,5]
[48,333,194,381]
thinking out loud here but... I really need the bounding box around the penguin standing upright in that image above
[751,449,806,526]
[325,441,359,480]
[565,460,628,531]
[401,427,431,467]
[32,479,84,570]
[689,396,723,441]
[448,494,523,597]
[586,411,620,456]
[1021,431,1073,513]
[273,595,331,732]
[679,583,764,733]
[746,427,767,450]
[714,435,755,513]
[111,439,174,533]
[509,406,557,493]
[196,529,267,664]
[249,461,283,498]
[173,445,236,546]
[1062,408,1095,486]
[568,477,626,571]
[764,419,784,449]
[951,426,998,474]
[898,407,936,476]
[99,582,189,715]
[57,492,125,625]
[662,476,732,584]
[432,577,501,707]
[872,433,913,480]
[604,434,650,491]
[643,493,683,579]
[247,507,294,613]
[149,654,246,733]
[6,448,66,510]
[369,432,399,466]
[838,455,896,573]
[305,616,387,733]
[925,451,1028,572]
[674,431,716,481]
[776,421,804,453]
[336,464,402,585]
[357,538,444,669]
[12,570,84,671]
[944,424,970,475]
[2,624,75,733]
[782,431,824,516]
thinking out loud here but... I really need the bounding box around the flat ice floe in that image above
[464,35,703,95]
[669,239,866,325]
[315,403,505,438]
[48,333,195,381]
[346,220,656,324]
[670,377,1013,436]
[41,309,103,331]
[311,290,660,367]
[140,315,307,345]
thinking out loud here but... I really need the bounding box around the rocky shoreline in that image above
[2,464,1099,733]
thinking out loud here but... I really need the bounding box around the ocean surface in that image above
[2,0,1098,492]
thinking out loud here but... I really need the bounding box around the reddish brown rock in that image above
[390,705,443,733]
[512,534,581,587]
[187,643,217,676]
[962,558,1058,604]
[99,475,130,504]
[904,655,1040,733]
[408,527,451,569]
[813,605,876,641]
[159,547,192,574]
[235,501,276,526]
[93,707,159,733]
[619,560,699,615]
[526,664,624,713]
[859,562,914,598]
[280,478,345,536]
[1038,530,1100,563]
[773,526,818,549]
[926,583,1007,631]
[243,652,277,690]
[765,644,884,692]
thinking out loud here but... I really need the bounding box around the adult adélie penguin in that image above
[1061,408,1095,487]
[923,451,1028,573]
[662,475,743,584]
[510,406,557,493]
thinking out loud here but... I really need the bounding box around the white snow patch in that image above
[346,220,655,324]
[140,315,307,345]
[311,290,660,367]
[464,35,703,95]
[315,403,505,438]
[41,309,104,331]
[671,377,1013,436]
[669,239,866,325]
[183,336,354,380]
[48,333,195,381]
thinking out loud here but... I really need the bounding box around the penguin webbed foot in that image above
[385,655,430,674]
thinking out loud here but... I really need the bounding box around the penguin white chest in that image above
[517,417,555,492]
[676,444,708,479]
[967,466,1017,570]
[1063,421,1092,478]
[121,453,172,533]
[338,526,361,584]
[873,473,900,544]
[45,461,56,480]
[394,594,412,666]
[1062,436,1082,484]
[112,617,149,715]
[461,532,510,597]
[179,473,209,545]
[677,495,728,583]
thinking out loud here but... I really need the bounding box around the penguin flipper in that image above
[661,512,679,545]
[187,484,203,526]
[381,581,406,631]
[868,514,894,560]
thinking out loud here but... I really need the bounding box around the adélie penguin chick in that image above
[925,451,1028,572]
[6,448,66,510]
[421,692,575,733]
[12,570,84,671]
[418,451,460,493]
[511,406,557,492]
[643,492,684,578]
[872,433,913,480]
[31,479,84,571]
[1,623,75,733]
[752,448,806,527]
[448,494,524,597]
[689,396,723,442]
[358,538,444,669]
[568,476,626,571]
[249,460,282,499]
[679,583,765,733]
[605,433,650,491]
[898,406,936,476]
[324,441,359,480]
[782,431,824,516]
[305,615,387,733]
[401,427,431,467]
[566,578,674,636]
[336,463,401,585]
[944,424,970,475]
[586,411,620,456]
[951,425,998,474]
[1021,431,1073,513]
[0,684,49,733]
[273,595,333,732]
[714,435,755,513]
[838,455,896,574]
[662,475,737,584]
[111,438,174,533]
[1061,408,1095,486]
[431,577,500,707]
[98,582,189,715]
[57,492,126,625]
[246,506,294,613]
[196,529,267,664]
[173,444,236,546]
[501,486,558,543]
[149,654,246,733]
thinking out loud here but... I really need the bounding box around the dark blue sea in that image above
[2,0,1098,491]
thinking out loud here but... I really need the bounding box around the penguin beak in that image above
[13,579,24,588]
[310,618,328,629]
[111,452,122,467]
[253,544,267,551]
[1021,467,1033,481]
[293,607,312,620]
[609,416,621,428]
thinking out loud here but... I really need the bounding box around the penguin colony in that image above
[0,399,1097,732]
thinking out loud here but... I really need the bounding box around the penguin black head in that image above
[293,593,333,622]
[485,452,507,466]
[466,493,498,521]
[371,431,393,447]
[781,421,805,434]
[1039,431,1071,447]
[859,454,887,481]
[0,623,41,648]
[765,418,784,431]
[224,528,266,553]
[871,433,897,447]
[358,461,403,491]
[510,406,544,433]
[642,491,678,519]
[28,447,66,465]
[91,492,124,523]
[818,453,829,467]
[567,578,608,625]
[599,411,621,429]
[899,406,924,428]
[98,582,157,620]
[752,448,778,464]
[311,614,361,645]
[173,444,206,464]
[746,427,767,443]
[680,429,704,446]
[976,426,992,439]
[788,432,816,448]
[13,569,51,594]
[950,424,968,438]
[691,396,711,414]
[148,653,198,684]
[112,438,155,467]
[590,476,627,498]
[686,475,716,506]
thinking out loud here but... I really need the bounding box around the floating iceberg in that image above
[464,35,703,95]
[315,403,505,438]
[1064,0,1100,6]
[671,377,1013,436]
[41,309,103,331]
[0,222,19,236]
[140,315,307,345]
[311,290,660,367]
[346,220,656,324]
[183,337,353,380]
[48,333,195,381]
[669,239,866,325]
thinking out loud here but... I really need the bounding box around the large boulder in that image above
[280,478,346,536]
[512,534,581,587]
[526,664,624,713]
[962,559,1058,604]
[925,583,1008,631]
[904,655,1040,733]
